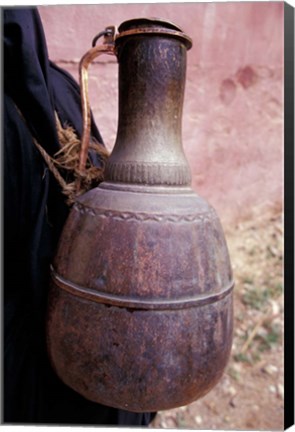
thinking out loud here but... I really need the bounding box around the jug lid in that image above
[117,17,192,49]
[118,17,184,32]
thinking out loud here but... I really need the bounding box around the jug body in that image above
[47,18,234,412]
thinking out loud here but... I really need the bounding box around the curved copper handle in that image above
[78,27,116,189]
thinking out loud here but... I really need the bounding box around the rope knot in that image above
[35,112,109,205]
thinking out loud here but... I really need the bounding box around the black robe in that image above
[3,7,156,425]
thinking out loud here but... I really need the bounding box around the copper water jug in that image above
[47,18,234,412]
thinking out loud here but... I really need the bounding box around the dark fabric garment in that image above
[3,7,156,426]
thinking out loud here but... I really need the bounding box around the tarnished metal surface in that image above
[47,17,234,412]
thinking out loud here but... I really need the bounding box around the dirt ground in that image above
[151,210,284,430]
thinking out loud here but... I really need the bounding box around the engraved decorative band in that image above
[105,162,191,186]
[73,202,217,223]
[51,266,234,311]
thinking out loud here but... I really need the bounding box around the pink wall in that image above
[39,3,284,226]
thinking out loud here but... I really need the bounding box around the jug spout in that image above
[105,18,193,186]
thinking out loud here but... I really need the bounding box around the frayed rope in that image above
[32,112,109,206]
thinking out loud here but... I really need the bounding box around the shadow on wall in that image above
[39,2,284,226]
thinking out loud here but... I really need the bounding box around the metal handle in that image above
[78,26,116,189]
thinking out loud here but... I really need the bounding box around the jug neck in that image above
[105,19,192,187]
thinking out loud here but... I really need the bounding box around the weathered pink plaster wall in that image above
[39,3,283,226]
